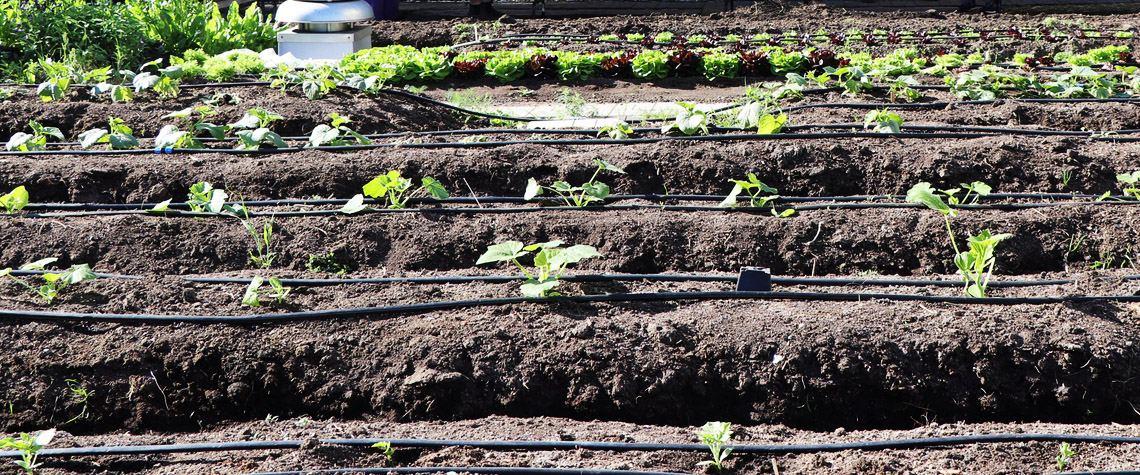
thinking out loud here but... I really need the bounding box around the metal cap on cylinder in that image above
[276,0,374,31]
[736,267,772,292]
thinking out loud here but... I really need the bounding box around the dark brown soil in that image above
[4,8,1140,475]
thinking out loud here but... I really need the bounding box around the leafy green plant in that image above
[308,113,371,147]
[631,50,669,79]
[186,182,231,213]
[228,108,286,150]
[888,75,921,102]
[79,117,139,150]
[525,159,626,207]
[0,258,97,304]
[476,240,602,297]
[242,276,291,306]
[735,103,787,134]
[342,171,449,213]
[0,186,29,214]
[1116,170,1140,199]
[598,121,634,139]
[307,252,351,275]
[1056,442,1074,471]
[719,173,794,217]
[661,102,709,136]
[371,441,395,462]
[939,181,992,205]
[906,182,1010,298]
[6,121,64,152]
[237,212,277,269]
[863,108,903,133]
[0,428,55,475]
[696,422,733,472]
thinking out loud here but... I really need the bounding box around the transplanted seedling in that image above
[907,182,1010,298]
[525,159,626,207]
[0,428,55,475]
[156,104,228,149]
[242,276,291,307]
[5,121,63,152]
[1116,170,1140,199]
[598,121,634,139]
[1056,442,1075,471]
[307,113,371,147]
[696,422,733,472]
[0,258,97,304]
[229,108,287,150]
[341,170,449,213]
[1,186,29,214]
[719,173,795,217]
[78,116,139,150]
[661,102,709,136]
[476,240,602,297]
[863,108,904,133]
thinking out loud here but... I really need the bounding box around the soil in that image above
[5,7,1140,475]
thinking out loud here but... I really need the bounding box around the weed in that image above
[241,215,277,269]
[0,258,97,304]
[907,182,1010,297]
[1,186,29,214]
[307,252,352,275]
[525,159,626,207]
[696,422,733,472]
[1059,169,1073,189]
[0,428,55,475]
[242,276,291,307]
[264,414,280,425]
[1056,442,1074,471]
[557,88,590,117]
[719,173,795,217]
[342,171,449,213]
[403,84,428,94]
[476,240,602,297]
[64,379,91,424]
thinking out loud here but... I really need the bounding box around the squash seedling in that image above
[78,116,139,150]
[906,182,1010,298]
[719,173,794,217]
[229,108,286,150]
[1116,170,1140,199]
[0,428,55,475]
[5,121,63,152]
[371,441,395,462]
[1,186,29,214]
[598,121,634,139]
[0,258,97,304]
[525,159,626,207]
[307,113,371,147]
[696,422,733,472]
[242,276,291,307]
[863,108,904,133]
[157,104,228,149]
[735,102,787,134]
[341,170,449,213]
[661,102,709,136]
[476,240,602,297]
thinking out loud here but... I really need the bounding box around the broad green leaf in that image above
[422,177,449,199]
[208,189,229,214]
[525,240,565,251]
[966,283,983,298]
[36,81,65,101]
[340,194,369,214]
[520,279,560,298]
[40,125,64,140]
[476,241,527,265]
[108,133,139,150]
[164,107,195,119]
[20,257,58,270]
[736,101,762,128]
[551,181,573,193]
[757,113,787,135]
[582,181,610,201]
[110,85,134,102]
[243,277,264,307]
[1,185,29,212]
[33,428,55,447]
[547,244,601,268]
[148,199,172,212]
[524,178,542,199]
[228,113,261,129]
[308,124,340,147]
[719,183,743,207]
[79,129,109,149]
[195,123,228,140]
[594,159,626,174]
[155,125,187,148]
[132,72,161,91]
[342,128,371,145]
[362,175,390,198]
[6,132,33,151]
[62,264,97,284]
[905,182,954,216]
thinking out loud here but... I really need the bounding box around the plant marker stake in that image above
[736,267,771,292]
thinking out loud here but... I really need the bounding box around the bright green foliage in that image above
[371,441,395,462]
[485,50,532,82]
[631,50,668,79]
[719,173,794,217]
[863,109,903,133]
[126,1,279,57]
[696,422,733,472]
[308,113,371,147]
[229,108,286,150]
[307,252,351,275]
[341,45,453,81]
[735,102,787,134]
[0,258,98,304]
[701,52,740,80]
[1056,442,1075,471]
[242,216,277,268]
[343,171,449,212]
[64,379,91,424]
[939,181,992,205]
[1118,171,1140,199]
[907,182,1010,298]
[598,121,634,140]
[6,121,63,152]
[661,102,709,136]
[525,159,626,207]
[242,276,290,306]
[78,117,139,150]
[652,32,675,44]
[0,186,29,213]
[0,428,55,475]
[476,240,602,297]
[889,75,921,102]
[186,182,231,213]
[158,104,227,148]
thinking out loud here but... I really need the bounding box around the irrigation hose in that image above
[10,433,1140,459]
[242,469,685,475]
[4,291,1140,324]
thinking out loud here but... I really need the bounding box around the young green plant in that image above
[5,121,64,152]
[1,186,29,214]
[341,171,449,213]
[78,116,139,150]
[476,240,602,297]
[242,276,291,307]
[719,173,795,217]
[0,258,98,304]
[0,429,55,475]
[1056,442,1075,471]
[906,182,1010,298]
[307,113,371,147]
[525,159,626,207]
[696,422,733,472]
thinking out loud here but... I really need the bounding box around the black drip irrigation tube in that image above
[243,469,684,475]
[9,433,1140,459]
[4,291,1140,324]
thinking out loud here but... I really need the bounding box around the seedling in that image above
[939,181,992,205]
[186,182,231,214]
[525,159,626,207]
[906,183,1010,297]
[1116,170,1140,199]
[0,429,55,475]
[888,75,921,102]
[242,276,291,307]
[1056,442,1074,471]
[307,113,371,147]
[696,422,733,472]
[6,121,64,152]
[0,258,98,304]
[78,117,139,150]
[158,105,228,148]
[863,109,904,133]
[1,186,29,214]
[735,102,787,134]
[661,102,709,136]
[372,441,395,462]
[719,173,795,217]
[307,252,352,275]
[64,379,91,424]
[183,183,278,268]
[342,171,449,213]
[598,121,634,140]
[476,240,602,297]
[229,108,286,150]
[243,216,278,268]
